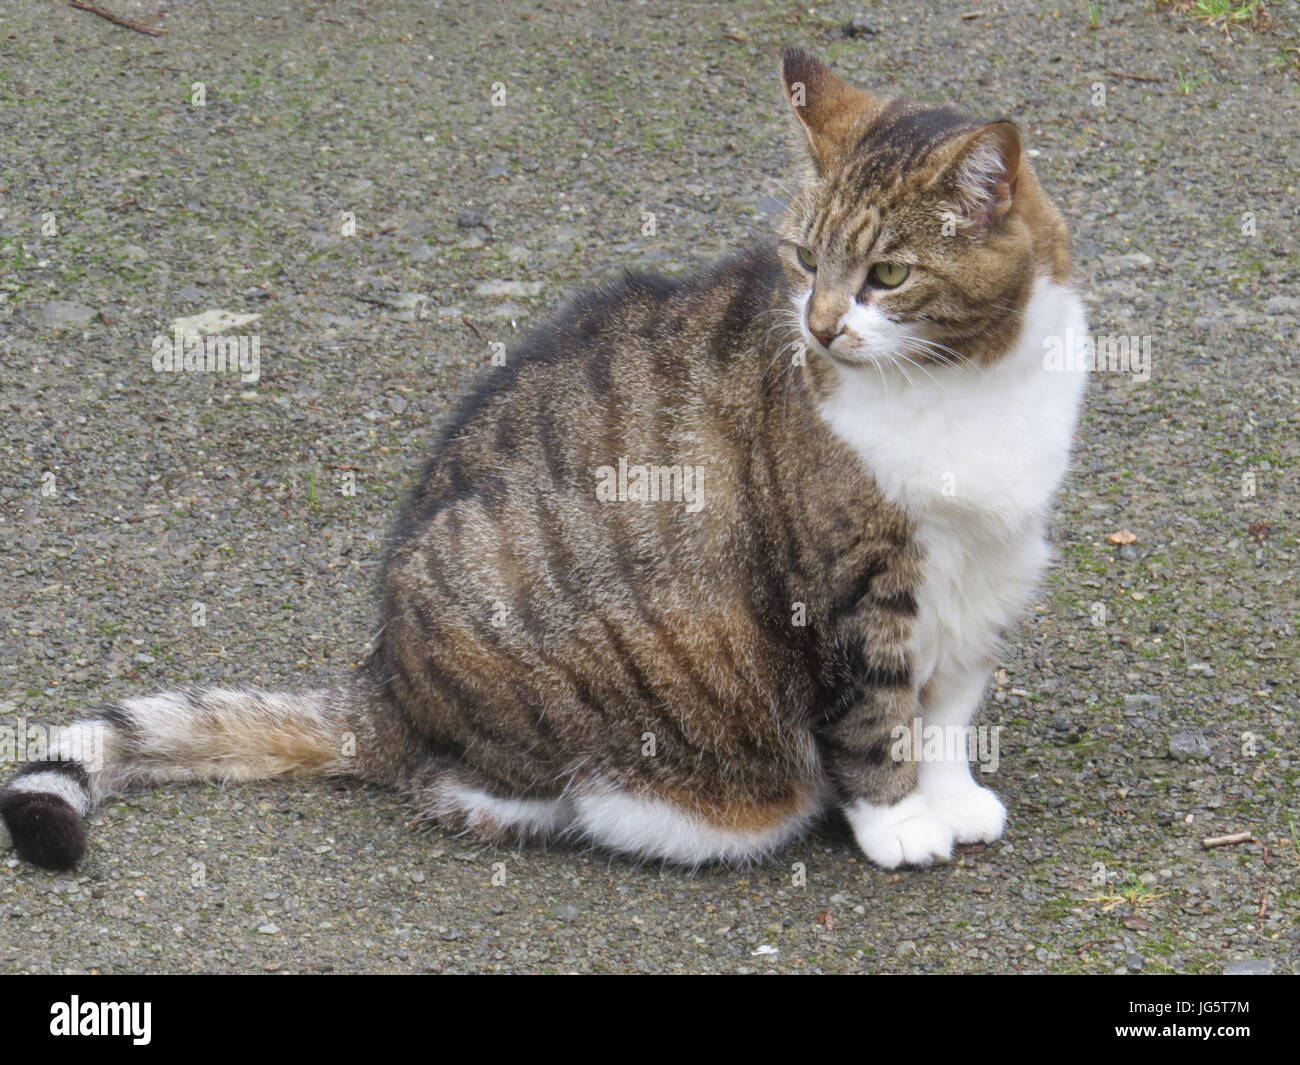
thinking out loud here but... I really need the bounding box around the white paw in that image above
[925,780,1007,844]
[845,793,954,869]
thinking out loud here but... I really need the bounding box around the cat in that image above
[0,49,1086,873]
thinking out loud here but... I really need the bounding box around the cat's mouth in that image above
[822,345,873,367]
[798,315,903,368]
[804,331,875,367]
[807,326,963,374]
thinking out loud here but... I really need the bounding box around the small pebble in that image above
[1168,733,1211,762]
[843,14,880,37]
[1223,959,1275,975]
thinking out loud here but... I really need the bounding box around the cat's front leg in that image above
[825,686,958,869]
[916,667,1007,845]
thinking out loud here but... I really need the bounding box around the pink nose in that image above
[810,324,841,348]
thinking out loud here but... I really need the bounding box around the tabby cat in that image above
[1,50,1086,872]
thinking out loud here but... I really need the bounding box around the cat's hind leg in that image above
[568,782,821,867]
[403,764,576,846]
[402,767,814,864]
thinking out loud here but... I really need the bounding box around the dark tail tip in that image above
[0,791,87,870]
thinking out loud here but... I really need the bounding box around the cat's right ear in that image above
[780,48,881,175]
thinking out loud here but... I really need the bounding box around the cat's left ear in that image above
[934,121,1022,225]
[780,48,882,175]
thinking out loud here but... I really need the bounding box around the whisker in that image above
[899,344,962,374]
[901,336,972,376]
[762,334,806,383]
[889,349,941,386]
[871,354,890,395]
[885,352,916,388]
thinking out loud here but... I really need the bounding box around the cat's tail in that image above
[0,677,414,871]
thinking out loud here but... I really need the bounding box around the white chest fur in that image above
[817,278,1088,687]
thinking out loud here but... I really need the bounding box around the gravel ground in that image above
[0,0,1296,974]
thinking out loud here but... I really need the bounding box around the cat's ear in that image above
[933,121,1022,225]
[780,48,881,175]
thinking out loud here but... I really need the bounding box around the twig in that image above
[1201,830,1253,849]
[69,1,167,36]
[461,316,486,342]
[960,10,984,19]
[1105,69,1162,83]
[105,196,136,211]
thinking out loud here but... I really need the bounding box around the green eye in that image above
[795,245,818,271]
[870,262,910,288]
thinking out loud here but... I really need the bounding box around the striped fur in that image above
[2,51,1084,872]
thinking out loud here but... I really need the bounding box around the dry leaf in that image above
[1108,529,1137,545]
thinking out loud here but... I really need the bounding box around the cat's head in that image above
[777,48,1070,371]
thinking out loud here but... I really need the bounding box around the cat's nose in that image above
[810,323,843,349]
[807,294,847,349]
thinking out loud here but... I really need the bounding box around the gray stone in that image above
[381,291,426,311]
[319,314,358,329]
[1114,251,1155,270]
[1263,296,1300,314]
[474,280,543,299]
[1223,959,1275,975]
[843,14,880,37]
[40,301,97,328]
[1168,733,1211,761]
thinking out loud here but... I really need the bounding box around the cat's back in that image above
[392,245,785,537]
